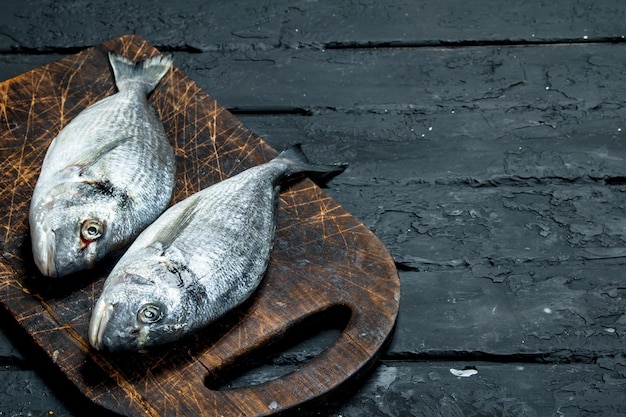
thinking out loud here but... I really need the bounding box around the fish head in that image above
[29,183,123,277]
[89,259,194,351]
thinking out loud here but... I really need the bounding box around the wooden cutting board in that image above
[0,35,400,417]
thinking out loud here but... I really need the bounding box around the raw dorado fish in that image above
[29,53,176,277]
[89,145,346,351]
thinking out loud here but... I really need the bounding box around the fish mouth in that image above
[89,301,113,350]
[33,229,58,277]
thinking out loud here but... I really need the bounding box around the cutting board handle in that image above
[198,302,383,416]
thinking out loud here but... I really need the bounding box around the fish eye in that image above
[138,303,164,324]
[81,219,103,241]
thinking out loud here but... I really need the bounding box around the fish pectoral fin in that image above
[148,197,201,250]
[74,135,130,176]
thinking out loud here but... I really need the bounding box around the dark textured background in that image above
[1,1,626,416]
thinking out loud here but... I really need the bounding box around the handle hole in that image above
[204,304,351,391]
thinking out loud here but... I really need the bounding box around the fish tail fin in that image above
[276,144,348,183]
[108,53,173,94]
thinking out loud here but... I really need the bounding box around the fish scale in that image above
[89,145,347,351]
[29,53,175,277]
[75,96,163,185]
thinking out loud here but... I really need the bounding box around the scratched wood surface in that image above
[0,35,400,416]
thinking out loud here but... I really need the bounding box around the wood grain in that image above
[0,35,399,416]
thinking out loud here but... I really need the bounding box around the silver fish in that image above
[29,53,176,277]
[88,145,346,351]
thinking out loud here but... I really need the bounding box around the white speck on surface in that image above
[583,35,589,40]
[428,126,433,131]
[543,307,552,314]
[605,327,616,333]
[545,86,550,90]
[450,368,478,378]
[52,350,59,363]
[374,366,399,390]
[618,128,622,132]
[268,401,279,410]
